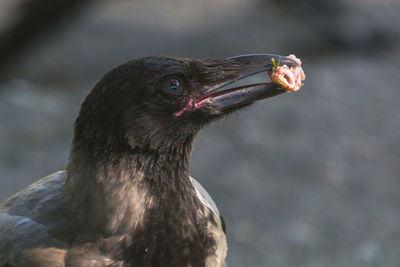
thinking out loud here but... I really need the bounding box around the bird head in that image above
[73,55,299,153]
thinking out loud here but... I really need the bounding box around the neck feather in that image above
[65,137,194,234]
[64,135,218,266]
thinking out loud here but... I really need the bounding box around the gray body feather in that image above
[0,171,225,267]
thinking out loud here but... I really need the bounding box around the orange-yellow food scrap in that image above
[269,54,305,92]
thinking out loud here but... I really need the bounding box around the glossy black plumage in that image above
[0,55,298,267]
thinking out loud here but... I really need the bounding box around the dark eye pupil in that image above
[163,77,183,96]
[170,79,180,89]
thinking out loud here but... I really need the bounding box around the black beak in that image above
[195,54,299,112]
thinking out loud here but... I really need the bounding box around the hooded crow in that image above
[0,54,300,267]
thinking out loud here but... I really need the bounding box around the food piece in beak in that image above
[268,54,305,92]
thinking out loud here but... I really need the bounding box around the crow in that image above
[0,54,299,267]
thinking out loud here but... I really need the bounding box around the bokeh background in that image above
[1,0,399,266]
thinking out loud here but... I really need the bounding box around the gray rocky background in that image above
[0,0,399,266]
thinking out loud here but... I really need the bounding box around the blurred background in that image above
[0,0,399,266]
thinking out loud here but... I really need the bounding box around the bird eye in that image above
[163,77,183,95]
